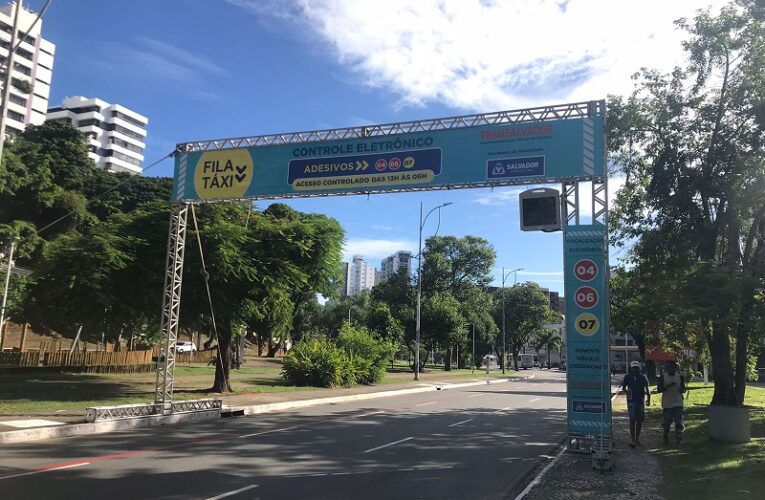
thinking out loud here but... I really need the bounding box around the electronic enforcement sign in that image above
[564,224,611,436]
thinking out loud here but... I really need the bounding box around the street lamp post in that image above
[415,201,452,381]
[500,267,523,374]
[0,238,18,350]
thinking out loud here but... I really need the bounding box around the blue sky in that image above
[38,0,725,293]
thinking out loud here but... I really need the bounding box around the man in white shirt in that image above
[657,360,686,448]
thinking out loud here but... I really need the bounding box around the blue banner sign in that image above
[172,116,604,201]
[287,148,442,192]
[565,224,611,435]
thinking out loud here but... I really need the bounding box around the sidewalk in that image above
[0,371,532,441]
[522,391,664,500]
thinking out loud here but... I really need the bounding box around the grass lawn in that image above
[0,357,521,415]
[646,383,765,500]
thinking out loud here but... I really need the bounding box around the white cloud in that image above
[519,271,564,276]
[473,186,542,206]
[230,0,728,110]
[343,238,416,261]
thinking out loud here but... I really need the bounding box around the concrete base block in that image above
[708,404,750,443]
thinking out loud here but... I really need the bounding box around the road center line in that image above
[239,425,300,439]
[415,401,438,407]
[352,410,386,418]
[448,419,474,428]
[363,436,413,453]
[529,398,541,403]
[0,462,90,481]
[494,405,513,414]
[205,484,259,500]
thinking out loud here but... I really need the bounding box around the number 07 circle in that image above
[574,259,598,282]
[574,313,600,336]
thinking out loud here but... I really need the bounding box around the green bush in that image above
[281,325,397,388]
[281,338,347,388]
[338,323,396,385]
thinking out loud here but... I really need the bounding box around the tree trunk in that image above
[445,344,452,371]
[709,321,737,406]
[734,282,756,406]
[512,348,519,371]
[212,328,233,393]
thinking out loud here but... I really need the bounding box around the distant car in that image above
[176,342,197,353]
[519,354,534,370]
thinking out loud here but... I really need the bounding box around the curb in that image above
[0,374,534,444]
[0,409,221,445]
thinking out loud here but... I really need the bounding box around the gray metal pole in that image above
[472,323,475,374]
[415,202,423,381]
[501,266,506,374]
[0,0,22,161]
[0,239,16,349]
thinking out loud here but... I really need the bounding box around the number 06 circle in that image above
[574,313,600,336]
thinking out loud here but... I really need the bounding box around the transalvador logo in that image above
[194,150,253,200]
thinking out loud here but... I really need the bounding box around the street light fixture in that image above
[415,201,452,381]
[501,267,523,374]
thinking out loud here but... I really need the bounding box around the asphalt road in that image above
[0,369,568,500]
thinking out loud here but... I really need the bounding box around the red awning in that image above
[645,349,677,362]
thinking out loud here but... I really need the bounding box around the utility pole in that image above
[0,0,23,161]
[500,267,523,374]
[414,201,452,381]
[472,323,475,374]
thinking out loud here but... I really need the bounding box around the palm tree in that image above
[534,330,563,369]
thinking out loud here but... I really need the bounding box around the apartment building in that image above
[47,96,147,174]
[0,2,55,135]
[380,250,412,281]
[343,255,379,296]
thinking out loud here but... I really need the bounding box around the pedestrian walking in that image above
[621,360,650,448]
[657,360,686,448]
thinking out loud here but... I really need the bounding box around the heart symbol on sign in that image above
[235,174,246,183]
[236,165,247,174]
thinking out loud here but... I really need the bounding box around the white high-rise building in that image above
[344,255,378,296]
[0,2,56,136]
[380,250,412,281]
[47,96,148,175]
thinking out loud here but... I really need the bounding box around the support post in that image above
[19,322,27,351]
[154,203,189,415]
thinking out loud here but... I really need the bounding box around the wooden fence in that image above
[0,347,219,372]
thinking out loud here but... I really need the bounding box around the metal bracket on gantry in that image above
[154,202,189,415]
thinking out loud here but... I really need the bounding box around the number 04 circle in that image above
[574,313,600,336]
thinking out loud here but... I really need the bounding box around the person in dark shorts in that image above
[657,360,686,448]
[621,360,651,447]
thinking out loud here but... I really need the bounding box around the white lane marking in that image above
[239,425,300,438]
[494,405,513,414]
[0,462,90,481]
[363,436,413,453]
[205,484,259,500]
[415,401,438,407]
[529,398,541,403]
[448,419,474,428]
[352,410,386,418]
[467,393,485,398]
